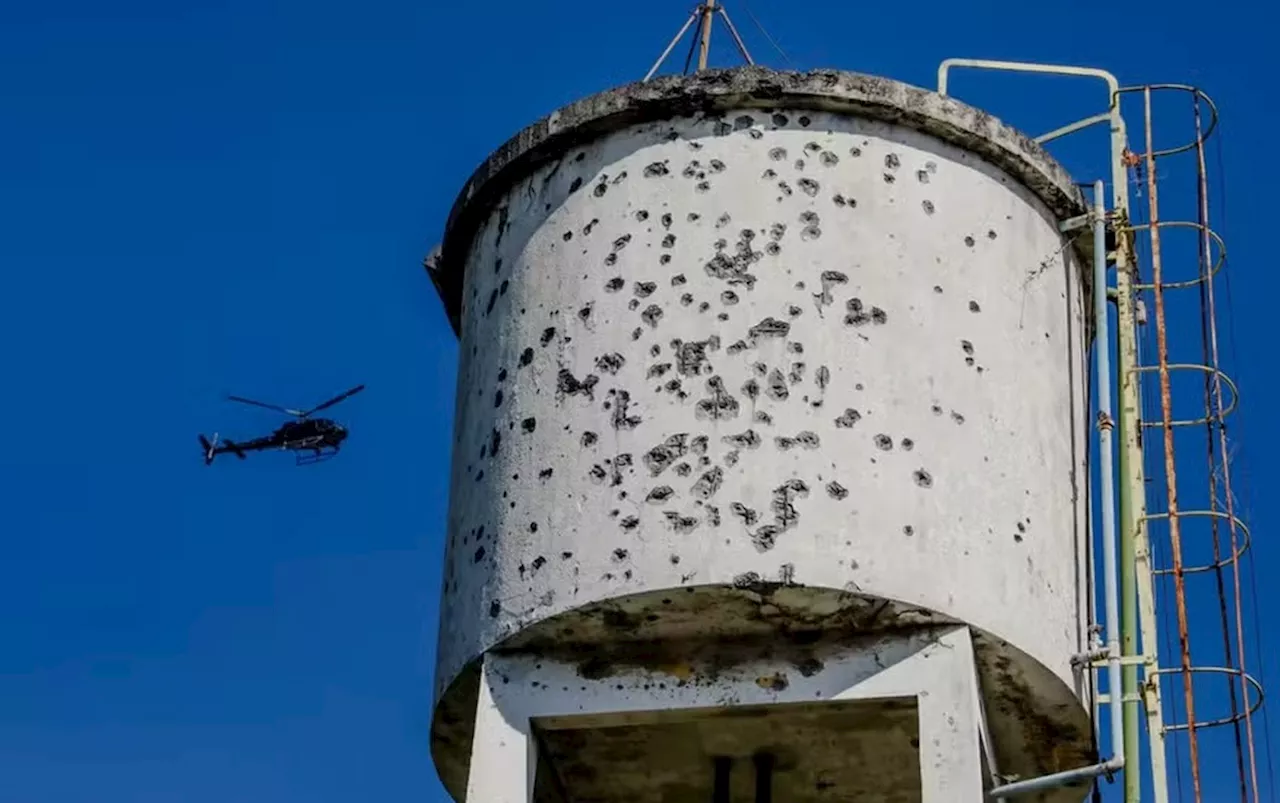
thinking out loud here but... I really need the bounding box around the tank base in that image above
[449,624,1090,802]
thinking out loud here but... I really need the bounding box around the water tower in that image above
[422,56,1109,800]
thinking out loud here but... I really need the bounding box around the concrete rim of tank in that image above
[430,65,1087,333]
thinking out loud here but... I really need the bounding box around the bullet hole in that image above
[789,342,804,354]
[604,253,618,267]
[884,153,901,170]
[682,161,700,179]
[818,150,839,167]
[605,277,625,292]
[634,281,657,298]
[663,509,699,532]
[766,241,781,256]
[933,285,943,294]
[658,232,677,250]
[801,224,822,240]
[635,209,649,221]
[964,235,976,247]
[489,600,501,618]
[696,181,711,193]
[798,177,820,197]
[695,375,740,421]
[794,160,806,172]
[611,389,642,430]
[916,169,930,184]
[849,146,862,157]
[692,467,724,500]
[629,299,640,311]
[798,115,811,127]
[961,340,974,355]
[660,212,674,229]
[988,229,998,240]
[581,431,598,447]
[769,112,789,127]
[680,293,694,307]
[568,176,583,194]
[484,289,498,316]
[498,279,509,297]
[754,411,773,425]
[659,253,672,266]
[722,429,761,449]
[644,161,670,177]
[493,389,504,408]
[762,168,777,179]
[529,522,539,534]
[541,327,556,346]
[556,368,599,400]
[593,182,608,197]
[620,516,640,531]
[903,525,915,536]
[672,274,687,286]
[641,304,664,327]
[714,213,732,229]
[922,200,935,215]
[474,470,484,482]
[710,158,727,172]
[521,417,537,434]
[913,470,933,488]
[578,303,594,324]
[647,362,672,379]
[473,545,486,563]
[612,233,632,251]
[777,180,793,197]
[901,438,914,451]
[835,408,862,428]
[590,464,608,484]
[769,147,788,161]
[930,404,944,416]
[644,433,690,476]
[712,119,734,136]
[951,411,966,425]
[874,434,893,451]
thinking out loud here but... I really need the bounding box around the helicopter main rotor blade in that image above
[227,395,305,417]
[301,384,365,418]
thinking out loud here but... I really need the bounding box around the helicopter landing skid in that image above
[295,448,340,466]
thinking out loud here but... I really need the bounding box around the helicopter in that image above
[198,384,365,466]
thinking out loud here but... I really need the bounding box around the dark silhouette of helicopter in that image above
[199,385,365,466]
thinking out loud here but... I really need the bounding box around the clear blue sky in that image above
[1,0,1274,800]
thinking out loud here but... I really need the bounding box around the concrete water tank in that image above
[426,67,1095,801]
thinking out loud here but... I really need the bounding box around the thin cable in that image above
[1212,112,1278,801]
[737,0,794,68]
[1191,92,1251,802]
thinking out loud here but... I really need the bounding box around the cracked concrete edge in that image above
[427,66,1087,333]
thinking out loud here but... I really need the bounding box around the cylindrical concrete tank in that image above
[427,68,1093,799]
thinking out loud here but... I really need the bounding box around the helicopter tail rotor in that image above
[199,434,218,466]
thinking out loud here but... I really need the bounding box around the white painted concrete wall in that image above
[437,108,1089,702]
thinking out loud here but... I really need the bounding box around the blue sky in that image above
[0,0,1274,800]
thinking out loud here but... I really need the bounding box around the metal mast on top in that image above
[643,1,755,81]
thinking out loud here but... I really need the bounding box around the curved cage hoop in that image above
[1134,363,1238,427]
[1127,220,1227,290]
[1142,509,1251,575]
[1117,83,1220,157]
[1152,666,1264,731]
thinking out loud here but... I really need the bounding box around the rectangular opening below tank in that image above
[531,696,923,803]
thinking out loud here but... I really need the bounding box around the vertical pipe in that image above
[1144,85,1203,799]
[696,0,716,72]
[1094,180,1126,775]
[712,756,731,803]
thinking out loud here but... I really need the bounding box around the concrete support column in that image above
[464,655,535,803]
[915,634,987,802]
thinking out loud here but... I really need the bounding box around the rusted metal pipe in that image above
[1143,84,1203,799]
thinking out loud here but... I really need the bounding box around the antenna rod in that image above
[697,0,716,71]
